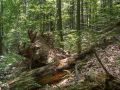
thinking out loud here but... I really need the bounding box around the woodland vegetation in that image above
[1,0,120,90]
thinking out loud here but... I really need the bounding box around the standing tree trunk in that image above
[76,0,81,53]
[84,1,89,29]
[80,0,84,30]
[108,0,113,21]
[89,1,92,29]
[56,0,64,48]
[0,0,3,55]
[69,0,75,29]
[49,13,55,31]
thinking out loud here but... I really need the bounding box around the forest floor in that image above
[2,27,120,90]
[46,43,120,90]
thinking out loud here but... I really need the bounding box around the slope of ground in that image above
[47,43,120,90]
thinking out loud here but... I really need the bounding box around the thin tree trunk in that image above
[69,0,75,29]
[80,0,84,30]
[108,0,113,21]
[76,0,81,53]
[0,0,3,55]
[56,0,64,48]
[85,1,89,29]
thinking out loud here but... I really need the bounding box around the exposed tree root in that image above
[7,22,120,90]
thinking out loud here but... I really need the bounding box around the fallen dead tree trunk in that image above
[8,24,120,89]
[8,34,120,89]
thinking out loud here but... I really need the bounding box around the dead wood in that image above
[8,35,119,89]
[8,23,120,89]
[94,49,114,79]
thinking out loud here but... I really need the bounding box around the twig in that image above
[94,49,113,78]
[75,63,80,82]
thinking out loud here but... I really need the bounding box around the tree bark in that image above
[76,0,81,54]
[56,0,64,48]
[0,0,3,55]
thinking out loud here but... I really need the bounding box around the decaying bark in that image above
[17,30,70,70]
[8,22,120,89]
